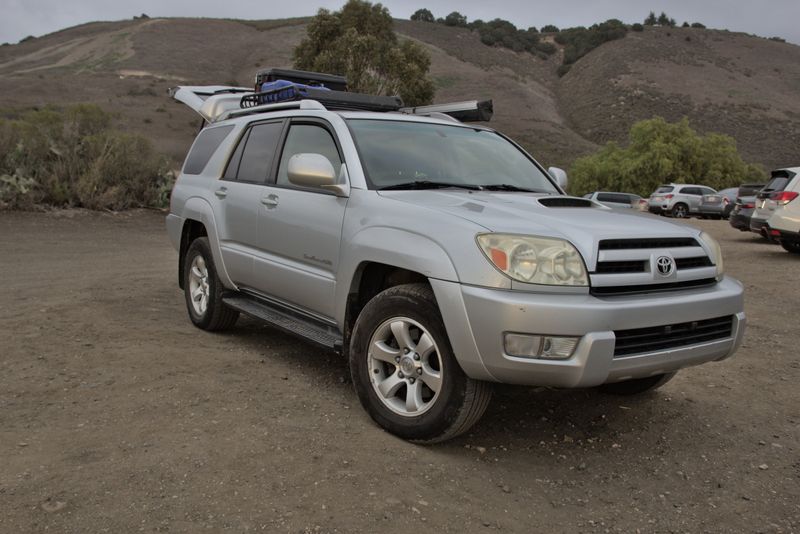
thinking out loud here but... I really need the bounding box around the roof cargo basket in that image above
[241,84,403,113]
[400,100,493,122]
[254,68,348,92]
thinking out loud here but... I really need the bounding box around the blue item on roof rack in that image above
[258,80,331,105]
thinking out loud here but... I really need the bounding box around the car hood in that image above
[378,191,701,262]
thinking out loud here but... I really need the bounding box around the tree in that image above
[631,23,644,32]
[540,24,559,33]
[644,12,657,26]
[410,8,434,23]
[657,12,676,27]
[691,22,706,29]
[293,0,435,106]
[682,21,690,28]
[569,117,766,196]
[444,11,467,27]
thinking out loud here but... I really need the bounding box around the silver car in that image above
[648,184,717,218]
[166,83,745,442]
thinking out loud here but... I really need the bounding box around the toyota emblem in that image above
[656,256,675,276]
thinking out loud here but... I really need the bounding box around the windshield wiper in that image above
[480,184,548,193]
[380,180,482,191]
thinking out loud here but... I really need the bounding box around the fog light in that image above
[504,333,579,360]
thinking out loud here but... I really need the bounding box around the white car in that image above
[766,169,800,254]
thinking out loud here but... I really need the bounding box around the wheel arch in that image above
[177,196,235,290]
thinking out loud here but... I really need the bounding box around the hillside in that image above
[1,17,798,172]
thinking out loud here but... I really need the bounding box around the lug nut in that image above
[413,353,420,361]
[395,356,401,363]
[417,368,423,375]
[398,371,404,378]
[408,377,415,384]
[403,348,410,354]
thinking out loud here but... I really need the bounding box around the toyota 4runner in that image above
[166,73,746,443]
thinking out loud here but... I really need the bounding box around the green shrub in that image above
[691,22,706,29]
[557,19,628,66]
[569,117,766,196]
[540,24,559,33]
[631,23,644,32]
[444,11,467,27]
[410,8,434,22]
[0,105,173,210]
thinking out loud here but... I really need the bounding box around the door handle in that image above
[214,187,227,199]
[261,194,279,207]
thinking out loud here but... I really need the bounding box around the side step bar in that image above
[222,293,343,352]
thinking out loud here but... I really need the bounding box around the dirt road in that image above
[1,210,798,533]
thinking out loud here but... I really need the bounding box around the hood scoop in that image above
[538,197,595,208]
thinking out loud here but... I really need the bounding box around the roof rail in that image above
[400,100,493,122]
[224,99,327,121]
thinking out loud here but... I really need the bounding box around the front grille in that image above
[595,260,647,274]
[675,256,713,269]
[599,238,699,250]
[591,278,716,296]
[614,315,734,357]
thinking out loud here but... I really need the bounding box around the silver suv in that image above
[167,83,745,443]
[649,184,717,218]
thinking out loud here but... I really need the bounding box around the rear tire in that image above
[671,204,688,218]
[598,372,676,396]
[183,237,239,331]
[349,283,492,443]
[780,241,800,254]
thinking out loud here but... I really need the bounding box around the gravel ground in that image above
[1,210,798,533]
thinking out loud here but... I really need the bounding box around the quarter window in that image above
[183,125,234,175]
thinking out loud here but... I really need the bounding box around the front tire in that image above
[349,283,492,443]
[599,372,676,395]
[183,237,239,331]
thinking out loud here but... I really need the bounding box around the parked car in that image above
[750,168,798,239]
[766,172,800,253]
[583,191,642,209]
[648,184,717,218]
[728,183,766,232]
[698,187,738,219]
[166,73,745,443]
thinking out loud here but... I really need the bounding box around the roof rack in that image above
[400,100,493,123]
[241,84,403,113]
[226,99,326,120]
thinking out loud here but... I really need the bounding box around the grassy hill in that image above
[1,17,798,173]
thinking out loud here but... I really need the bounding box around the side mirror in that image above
[548,167,568,190]
[288,153,336,188]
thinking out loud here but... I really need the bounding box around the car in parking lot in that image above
[698,187,738,219]
[765,171,800,253]
[728,183,766,232]
[582,191,642,209]
[750,168,798,239]
[648,184,717,218]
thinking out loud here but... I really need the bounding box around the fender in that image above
[334,226,459,326]
[181,196,237,290]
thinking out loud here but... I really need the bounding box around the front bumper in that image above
[430,277,745,388]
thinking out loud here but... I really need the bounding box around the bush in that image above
[557,19,628,66]
[657,12,676,27]
[691,22,706,29]
[444,11,467,27]
[569,117,766,197]
[0,104,173,210]
[631,23,644,32]
[410,8,434,23]
[540,24,559,33]
[644,12,657,26]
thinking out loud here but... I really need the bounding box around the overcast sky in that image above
[2,0,798,45]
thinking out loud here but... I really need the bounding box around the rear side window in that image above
[183,125,234,175]
[655,186,673,194]
[234,122,284,183]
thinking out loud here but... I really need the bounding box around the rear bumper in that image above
[729,212,751,231]
[750,216,769,236]
[431,277,745,388]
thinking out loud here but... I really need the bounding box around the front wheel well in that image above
[343,263,430,354]
[178,219,208,289]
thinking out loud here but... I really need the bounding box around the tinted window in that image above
[236,122,284,183]
[655,186,674,193]
[277,124,342,187]
[223,129,249,181]
[183,125,234,175]
[681,187,701,195]
[700,187,716,195]
[762,176,789,193]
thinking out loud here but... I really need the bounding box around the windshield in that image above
[347,119,559,192]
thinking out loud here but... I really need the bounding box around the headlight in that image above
[477,234,588,286]
[698,232,724,280]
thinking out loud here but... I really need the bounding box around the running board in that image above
[222,293,343,352]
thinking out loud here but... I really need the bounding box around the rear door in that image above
[252,118,348,319]
[215,119,285,288]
